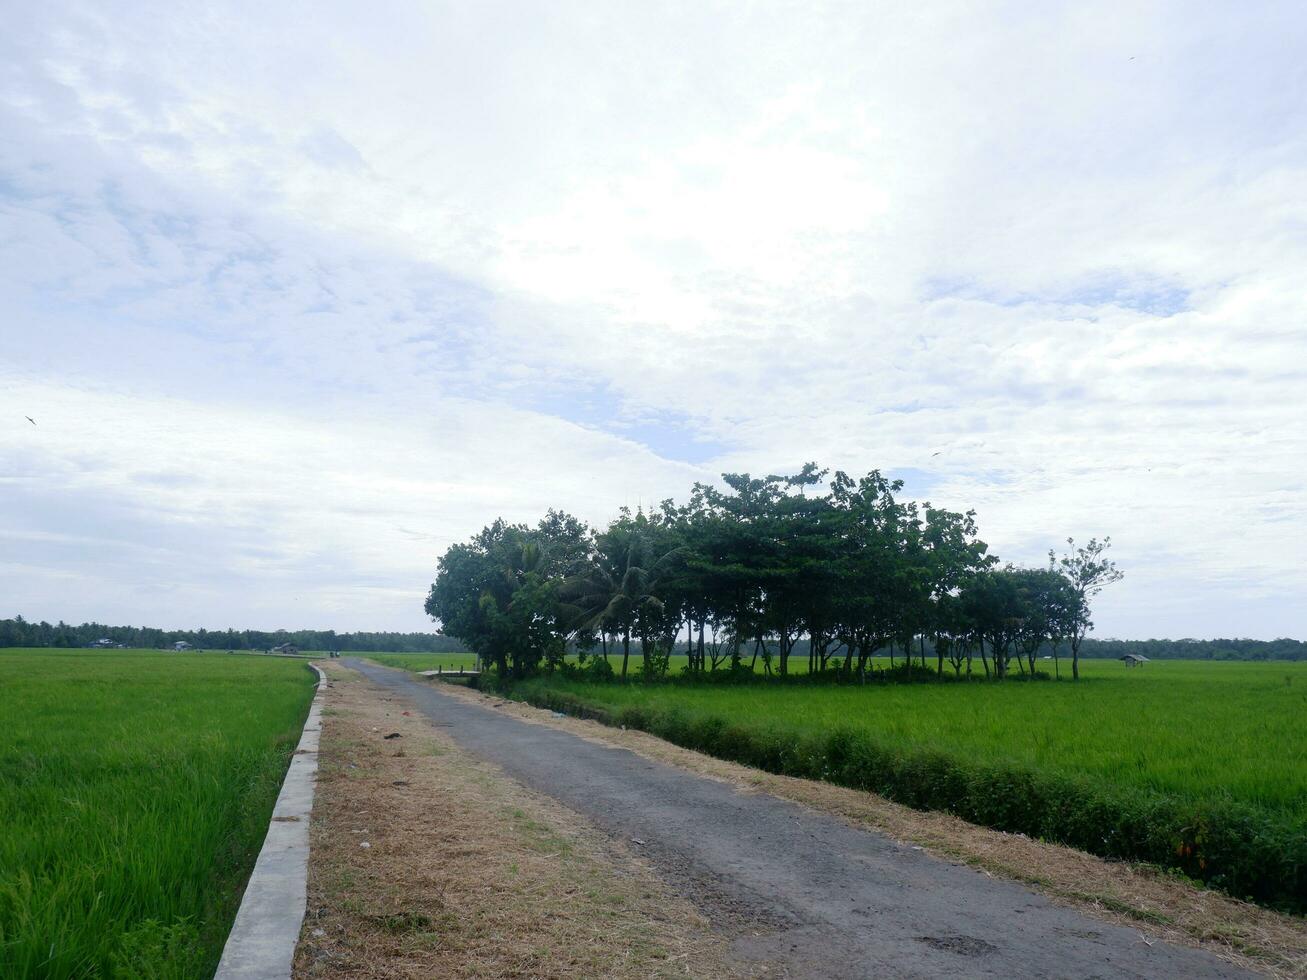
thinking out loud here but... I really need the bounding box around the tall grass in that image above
[0,650,316,978]
[511,660,1307,908]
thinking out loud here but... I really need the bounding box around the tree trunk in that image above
[856,637,871,681]
[621,630,631,678]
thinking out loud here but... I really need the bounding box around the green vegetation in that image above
[508,660,1307,910]
[515,660,1306,812]
[0,650,316,978]
[426,464,1120,683]
[364,652,477,672]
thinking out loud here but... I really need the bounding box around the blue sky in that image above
[2,1,1305,638]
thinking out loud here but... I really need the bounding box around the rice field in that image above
[517,660,1307,813]
[0,649,316,979]
[509,659,1307,906]
[363,652,477,672]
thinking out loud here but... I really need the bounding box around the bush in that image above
[584,656,615,681]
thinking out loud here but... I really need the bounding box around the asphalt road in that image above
[347,659,1254,979]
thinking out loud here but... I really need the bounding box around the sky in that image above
[2,1,1305,639]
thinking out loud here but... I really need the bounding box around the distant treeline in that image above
[1075,636,1305,661]
[0,616,462,653]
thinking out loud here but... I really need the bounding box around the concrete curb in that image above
[215,662,326,980]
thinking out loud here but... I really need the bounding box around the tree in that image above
[829,470,907,680]
[1057,537,1124,681]
[921,504,993,677]
[425,513,589,678]
[1010,567,1078,678]
[962,568,1024,679]
[564,510,682,678]
[421,465,1128,688]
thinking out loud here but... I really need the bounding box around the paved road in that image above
[348,660,1253,979]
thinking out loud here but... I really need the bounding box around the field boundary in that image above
[214,662,325,980]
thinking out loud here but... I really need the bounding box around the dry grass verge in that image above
[294,665,756,979]
[433,679,1307,979]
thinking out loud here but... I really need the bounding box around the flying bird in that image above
[931,451,942,457]
[25,416,36,425]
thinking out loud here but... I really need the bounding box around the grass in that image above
[520,660,1307,812]
[508,659,1307,908]
[0,649,317,978]
[362,652,478,672]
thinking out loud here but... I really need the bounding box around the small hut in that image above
[1120,653,1150,667]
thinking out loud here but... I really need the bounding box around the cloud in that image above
[0,374,702,630]
[1,0,1305,637]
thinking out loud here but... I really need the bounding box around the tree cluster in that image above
[426,466,1123,681]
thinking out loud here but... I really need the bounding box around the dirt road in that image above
[347,659,1255,979]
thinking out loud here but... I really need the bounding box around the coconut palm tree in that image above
[564,511,682,678]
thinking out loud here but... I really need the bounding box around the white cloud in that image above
[0,374,700,630]
[1,0,1305,637]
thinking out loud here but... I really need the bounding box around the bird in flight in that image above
[25,416,36,425]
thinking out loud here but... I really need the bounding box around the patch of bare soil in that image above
[294,666,759,979]
[434,680,1307,980]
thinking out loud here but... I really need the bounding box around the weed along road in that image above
[344,661,1252,979]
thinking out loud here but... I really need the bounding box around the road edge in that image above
[215,661,326,980]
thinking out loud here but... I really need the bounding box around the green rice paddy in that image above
[362,652,477,672]
[517,660,1307,814]
[0,650,316,978]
